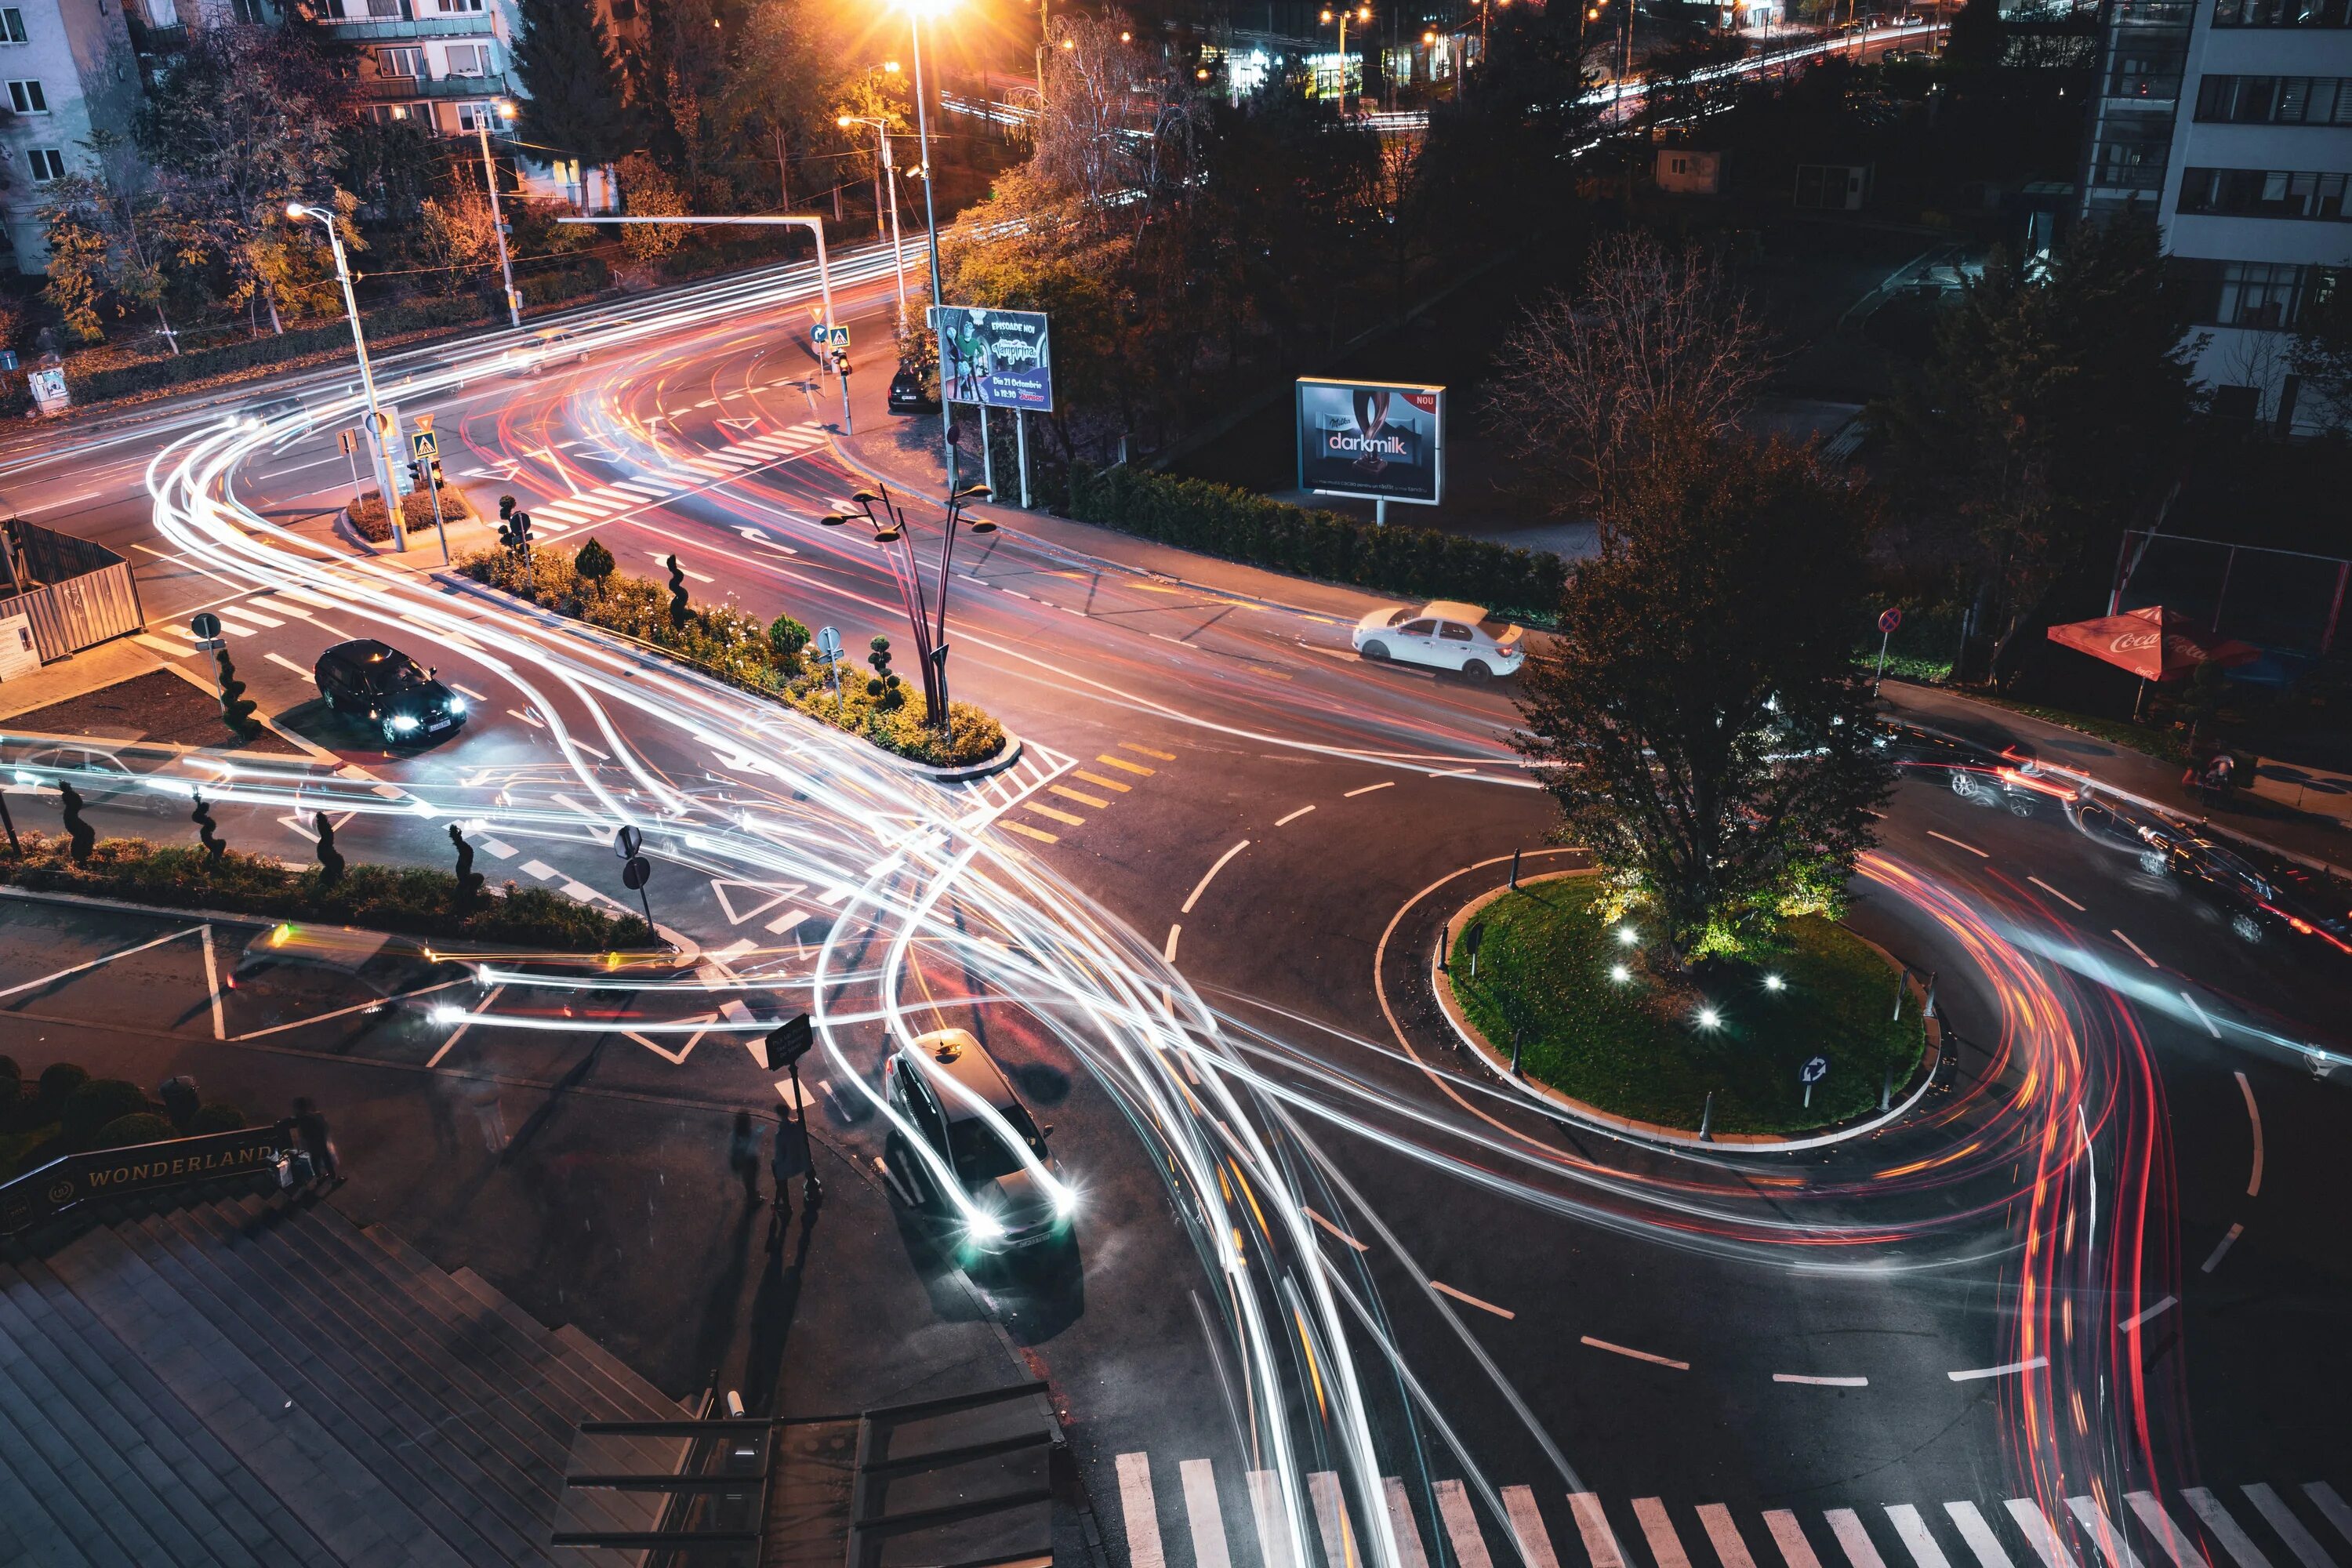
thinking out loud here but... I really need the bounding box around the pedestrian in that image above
[768,1116,797,1248]
[729,1110,763,1206]
[291,1097,339,1182]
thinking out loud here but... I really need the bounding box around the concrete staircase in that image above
[0,1191,691,1567]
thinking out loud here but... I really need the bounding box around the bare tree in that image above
[1486,230,1773,517]
[1035,11,1203,228]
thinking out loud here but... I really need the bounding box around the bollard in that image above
[1511,1029,1524,1076]
[1698,1091,1715,1142]
[1439,924,1450,972]
[1880,1062,1893,1111]
[1892,969,1906,1023]
[1923,971,1937,1020]
[1509,848,1521,889]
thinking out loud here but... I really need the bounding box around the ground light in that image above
[1610,964,1631,983]
[1763,973,1784,992]
[1697,1007,1722,1029]
[1617,925,1639,946]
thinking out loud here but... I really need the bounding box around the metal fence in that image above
[2109,528,2350,655]
[0,518,145,665]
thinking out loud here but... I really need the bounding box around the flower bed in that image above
[1,831,651,952]
[347,483,477,543]
[456,546,1007,768]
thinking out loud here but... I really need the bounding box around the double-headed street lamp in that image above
[286,201,406,551]
[839,112,911,331]
[1320,5,1372,112]
[821,480,992,727]
[473,99,522,329]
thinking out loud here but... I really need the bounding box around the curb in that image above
[1430,870,1943,1154]
[901,734,1024,782]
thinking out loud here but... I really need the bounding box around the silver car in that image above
[1352,600,1526,681]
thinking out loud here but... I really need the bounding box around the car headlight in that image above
[447,696,466,716]
[388,713,420,733]
[964,1210,1007,1243]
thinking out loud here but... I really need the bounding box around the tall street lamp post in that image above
[476,100,522,329]
[905,0,957,493]
[287,201,405,551]
[840,113,911,331]
[1320,5,1371,112]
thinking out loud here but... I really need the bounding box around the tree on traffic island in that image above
[1515,423,1893,963]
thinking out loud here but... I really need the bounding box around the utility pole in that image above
[911,5,956,492]
[476,102,521,328]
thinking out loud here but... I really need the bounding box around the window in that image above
[2195,74,2352,122]
[1438,622,1473,642]
[0,9,26,43]
[2212,0,2351,24]
[27,146,64,182]
[2176,166,2352,220]
[1401,619,1436,637]
[2176,259,2351,328]
[5,78,46,113]
[433,0,484,10]
[376,45,423,78]
[443,42,492,75]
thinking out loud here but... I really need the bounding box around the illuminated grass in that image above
[1451,878,1925,1135]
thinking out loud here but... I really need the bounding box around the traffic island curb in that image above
[1429,870,1944,1153]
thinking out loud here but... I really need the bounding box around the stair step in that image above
[551,1321,698,1421]
[0,1263,154,1568]
[153,1204,565,1565]
[443,1261,686,1425]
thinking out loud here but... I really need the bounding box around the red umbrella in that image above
[2045,605,2259,682]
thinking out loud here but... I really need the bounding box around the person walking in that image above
[729,1110,764,1206]
[291,1098,339,1182]
[768,1115,797,1248]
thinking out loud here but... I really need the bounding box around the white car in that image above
[1351,600,1525,681]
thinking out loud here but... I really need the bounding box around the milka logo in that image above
[1325,431,1409,456]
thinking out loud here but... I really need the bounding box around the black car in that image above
[314,639,466,746]
[887,367,940,415]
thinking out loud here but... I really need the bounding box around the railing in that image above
[354,69,508,100]
[0,517,144,665]
[0,1120,309,1237]
[317,11,494,37]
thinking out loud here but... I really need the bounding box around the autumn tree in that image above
[615,152,688,261]
[38,131,191,349]
[717,0,849,209]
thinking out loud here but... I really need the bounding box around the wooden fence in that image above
[0,520,145,664]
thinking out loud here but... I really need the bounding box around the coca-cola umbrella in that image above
[2046,604,2259,717]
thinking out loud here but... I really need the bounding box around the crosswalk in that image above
[947,738,1076,834]
[1105,1457,2352,1568]
[949,737,1175,845]
[522,423,832,534]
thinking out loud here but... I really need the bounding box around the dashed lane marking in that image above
[263,652,316,684]
[1181,841,1250,915]
[1928,830,1988,857]
[1947,1356,2048,1382]
[1073,769,1133,793]
[507,708,545,728]
[2184,993,2223,1039]
[2027,877,2086,912]
[1429,1279,1515,1319]
[1344,781,1394,797]
[1582,1335,1687,1370]
[2201,1223,2244,1274]
[1774,1374,1869,1387]
[1302,1207,1368,1250]
[520,859,559,880]
[2236,1070,2263,1196]
[2114,929,2161,968]
[1163,924,1181,962]
[1277,805,1316,826]
[2120,1295,2176,1333]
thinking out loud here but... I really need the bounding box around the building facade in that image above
[2083,0,2352,430]
[0,0,144,274]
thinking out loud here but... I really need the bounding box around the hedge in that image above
[0,830,652,951]
[1066,463,1570,622]
[68,296,493,405]
[348,481,477,543]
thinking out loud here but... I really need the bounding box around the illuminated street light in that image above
[1610,964,1631,983]
[897,0,960,490]
[1320,4,1370,111]
[1697,1007,1722,1029]
[285,201,405,550]
[839,111,911,326]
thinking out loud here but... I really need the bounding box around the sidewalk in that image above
[1880,679,2352,876]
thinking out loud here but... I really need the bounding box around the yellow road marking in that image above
[1025,801,1087,826]
[1073,770,1133,793]
[1000,820,1058,844]
[1094,754,1156,775]
[1121,742,1178,760]
[1050,785,1111,809]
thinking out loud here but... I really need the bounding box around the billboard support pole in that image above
[1016,409,1031,510]
[1376,497,1387,528]
[979,404,996,499]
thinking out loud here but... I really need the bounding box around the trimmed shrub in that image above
[93,1112,176,1149]
[64,1079,151,1145]
[1065,463,1570,622]
[348,483,476,543]
[36,1062,89,1116]
[188,1103,247,1134]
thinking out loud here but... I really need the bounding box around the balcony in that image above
[317,11,492,38]
[353,69,508,100]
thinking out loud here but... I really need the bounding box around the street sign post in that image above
[613,824,644,860]
[815,626,846,718]
[1800,1054,1829,1108]
[764,1013,821,1198]
[411,430,449,564]
[619,848,656,940]
[1874,606,1902,695]
[189,612,222,644]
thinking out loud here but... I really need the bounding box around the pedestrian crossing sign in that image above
[411,430,438,460]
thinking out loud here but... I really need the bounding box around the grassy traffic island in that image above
[1446,876,1926,1138]
[456,544,1007,770]
[347,481,479,543]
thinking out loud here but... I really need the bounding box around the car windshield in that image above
[947,1102,1045,1184]
[376,656,429,689]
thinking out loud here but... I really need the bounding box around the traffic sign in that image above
[810,323,828,346]
[1878,607,1902,635]
[613,824,643,860]
[189,612,222,641]
[815,626,843,663]
[766,1012,813,1069]
[827,326,849,347]
[622,855,652,891]
[411,430,438,460]
[1800,1054,1829,1084]
[338,428,360,455]
[412,411,434,433]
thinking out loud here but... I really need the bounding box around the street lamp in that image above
[286,201,405,550]
[818,479,994,726]
[899,0,960,492]
[1319,5,1371,111]
[840,113,910,330]
[475,99,521,329]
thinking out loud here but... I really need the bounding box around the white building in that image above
[2082,0,2352,431]
[0,0,144,273]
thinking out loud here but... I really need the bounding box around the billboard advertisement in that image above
[932,306,1054,412]
[1296,379,1444,505]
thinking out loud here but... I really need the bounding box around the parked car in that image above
[881,1027,1071,1252]
[6,743,176,814]
[1352,601,1525,681]
[887,367,940,414]
[314,639,466,746]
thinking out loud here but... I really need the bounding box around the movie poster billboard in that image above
[1295,379,1444,505]
[931,306,1054,412]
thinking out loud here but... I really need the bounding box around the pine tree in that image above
[510,0,638,166]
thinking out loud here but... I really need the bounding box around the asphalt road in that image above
[2,252,2347,1568]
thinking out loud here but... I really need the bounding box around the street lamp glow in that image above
[1610,964,1631,983]
[1697,1007,1722,1029]
[1764,973,1785,992]
[1616,924,1639,946]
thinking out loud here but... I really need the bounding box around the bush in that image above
[37,1062,89,1116]
[64,1079,151,1145]
[93,1112,176,1149]
[768,615,810,662]
[1066,463,1569,621]
[188,1102,247,1134]
[0,833,653,951]
[348,482,475,543]
[70,297,491,405]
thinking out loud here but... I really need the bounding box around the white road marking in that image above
[1163,924,1181,962]
[1773,1374,1868,1387]
[1182,840,1251,914]
[2200,1221,2244,1273]
[1700,1506,1762,1568]
[1303,1207,1368,1250]
[1431,1279,1515,1319]
[1309,1470,1356,1568]
[2183,992,2222,1038]
[764,908,807,935]
[1944,1505,2015,1568]
[2126,1493,2201,1568]
[478,837,517,859]
[2303,1485,2352,1550]
[2113,928,2160,967]
[1504,1486,1564,1568]
[212,603,284,630]
[1828,1508,1887,1568]
[2027,876,2085,911]
[2244,1484,2335,1568]
[507,708,545,728]
[1181,1460,1234,1568]
[1886,1506,1951,1568]
[1636,1498,1694,1568]
[2234,1069,2263,1195]
[134,633,191,656]
[1277,805,1316,826]
[1344,780,1395,797]
[2182,1489,2276,1568]
[2065,1497,2144,1568]
[1436,1480,1495,1568]
[264,652,317,684]
[520,859,559,880]
[428,982,502,1068]
[2118,1294,2176,1332]
[2003,1500,2081,1568]
[559,881,600,903]
[1383,1478,1432,1568]
[1113,1451,1165,1568]
[0,925,209,1003]
[644,551,716,583]
[1765,1510,1825,1568]
[1250,1469,1304,1568]
[1927,830,1988,857]
[1946,1356,2046,1381]
[1581,1335,1687,1370]
[201,925,223,1040]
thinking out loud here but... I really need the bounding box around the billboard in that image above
[1296,379,1444,505]
[931,306,1054,412]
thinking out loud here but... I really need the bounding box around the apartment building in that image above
[0,0,143,273]
[2083,0,2352,431]
[312,0,517,137]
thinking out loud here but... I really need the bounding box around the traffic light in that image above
[498,506,533,554]
[829,347,851,376]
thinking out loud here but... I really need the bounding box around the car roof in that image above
[906,1029,1022,1120]
[1421,601,1490,625]
[325,639,399,663]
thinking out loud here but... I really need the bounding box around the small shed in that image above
[1794,163,1873,211]
[1656,148,1722,195]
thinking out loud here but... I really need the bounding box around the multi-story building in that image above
[310,0,517,139]
[0,0,145,273]
[2082,0,2352,431]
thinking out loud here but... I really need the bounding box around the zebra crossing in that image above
[946,736,1076,830]
[521,422,833,533]
[1106,1456,2352,1568]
